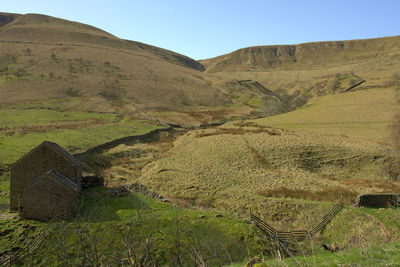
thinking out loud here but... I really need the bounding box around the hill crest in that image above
[200,35,400,72]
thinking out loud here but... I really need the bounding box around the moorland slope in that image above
[201,35,400,101]
[1,12,400,265]
[0,12,285,126]
[1,12,399,127]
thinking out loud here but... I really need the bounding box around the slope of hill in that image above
[1,12,399,127]
[201,36,400,72]
[250,87,398,143]
[0,12,290,126]
[0,12,203,70]
[201,36,400,100]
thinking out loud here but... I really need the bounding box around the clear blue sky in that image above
[2,0,400,59]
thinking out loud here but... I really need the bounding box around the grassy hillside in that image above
[74,84,399,256]
[83,120,400,259]
[201,36,400,105]
[2,12,399,127]
[250,87,398,143]
[201,36,400,72]
[0,188,267,266]
[137,124,392,218]
[0,12,288,127]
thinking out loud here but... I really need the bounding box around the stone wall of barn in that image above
[20,175,78,220]
[10,144,80,210]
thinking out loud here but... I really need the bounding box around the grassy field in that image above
[227,241,400,266]
[249,87,398,143]
[0,107,162,167]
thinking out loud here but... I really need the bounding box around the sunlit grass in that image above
[0,108,162,166]
[251,88,398,143]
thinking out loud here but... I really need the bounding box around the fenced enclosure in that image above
[250,198,343,243]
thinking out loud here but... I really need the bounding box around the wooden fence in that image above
[250,213,309,242]
[310,198,343,235]
[250,213,278,237]
[250,198,343,243]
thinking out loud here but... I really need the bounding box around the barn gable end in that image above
[10,141,82,212]
[21,169,78,220]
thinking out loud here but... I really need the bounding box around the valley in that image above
[0,11,400,266]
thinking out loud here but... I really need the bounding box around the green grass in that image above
[0,173,9,207]
[261,241,400,266]
[246,96,264,108]
[251,88,398,143]
[0,108,162,166]
[0,108,112,127]
[1,188,267,266]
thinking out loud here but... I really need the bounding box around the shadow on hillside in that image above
[78,187,149,222]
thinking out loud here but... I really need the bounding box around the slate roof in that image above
[43,141,81,166]
[26,169,78,192]
[10,140,81,168]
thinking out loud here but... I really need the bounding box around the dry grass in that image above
[342,178,400,192]
[249,87,398,143]
[97,132,177,187]
[258,186,358,204]
[201,36,400,73]
[201,36,400,103]
[134,126,393,229]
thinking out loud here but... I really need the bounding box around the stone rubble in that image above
[109,182,170,203]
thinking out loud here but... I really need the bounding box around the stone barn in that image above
[10,141,82,220]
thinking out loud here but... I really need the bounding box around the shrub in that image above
[99,88,125,100]
[63,87,81,97]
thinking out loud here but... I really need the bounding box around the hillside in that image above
[251,87,398,143]
[2,13,399,127]
[201,36,400,72]
[0,12,290,127]
[201,36,400,101]
[0,13,203,70]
